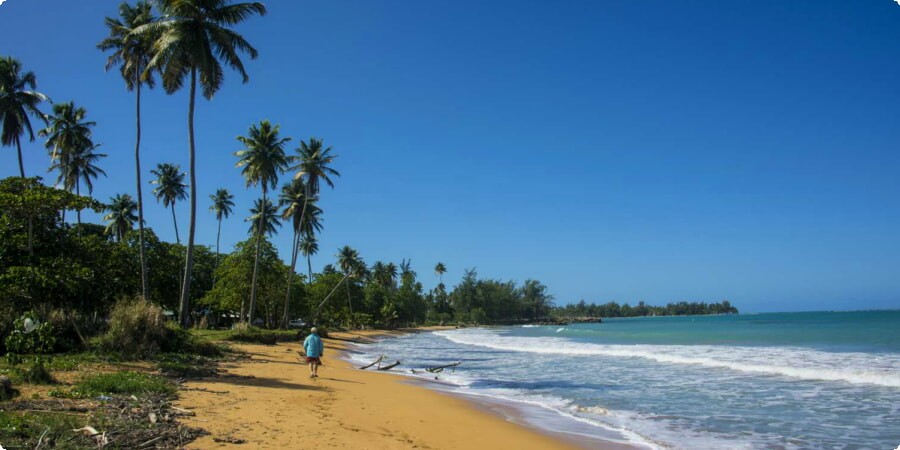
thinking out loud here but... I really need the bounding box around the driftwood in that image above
[359,355,385,370]
[377,360,401,371]
[425,361,461,373]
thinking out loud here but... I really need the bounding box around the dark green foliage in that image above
[226,324,298,345]
[554,299,739,318]
[4,313,57,360]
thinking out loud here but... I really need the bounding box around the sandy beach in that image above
[177,330,591,449]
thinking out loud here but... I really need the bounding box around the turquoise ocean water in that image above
[346,311,900,449]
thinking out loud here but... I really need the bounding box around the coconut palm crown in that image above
[0,56,51,177]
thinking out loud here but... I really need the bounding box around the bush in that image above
[227,323,298,345]
[4,313,57,363]
[97,298,188,359]
[18,358,55,384]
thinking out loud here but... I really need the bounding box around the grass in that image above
[155,352,218,378]
[193,326,300,345]
[0,409,91,449]
[49,371,174,399]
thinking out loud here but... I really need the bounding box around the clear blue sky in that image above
[2,0,899,313]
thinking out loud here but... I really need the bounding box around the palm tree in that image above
[138,0,266,328]
[337,245,364,325]
[40,101,95,194]
[235,120,289,324]
[245,198,281,236]
[48,143,107,225]
[209,188,235,270]
[98,0,158,301]
[400,259,416,285]
[0,57,50,177]
[298,235,318,283]
[40,101,97,224]
[279,178,324,326]
[385,262,399,289]
[434,262,447,285]
[150,163,187,244]
[103,193,138,242]
[289,137,339,243]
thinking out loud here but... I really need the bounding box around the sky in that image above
[1,0,899,313]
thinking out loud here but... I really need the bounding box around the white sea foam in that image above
[434,329,900,388]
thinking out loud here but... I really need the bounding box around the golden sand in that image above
[177,330,585,449]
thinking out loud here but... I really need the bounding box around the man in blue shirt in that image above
[303,327,324,378]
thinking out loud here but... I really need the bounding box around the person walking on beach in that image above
[303,327,324,378]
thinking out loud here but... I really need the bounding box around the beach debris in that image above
[359,355,385,370]
[425,361,461,373]
[214,436,247,444]
[377,360,401,371]
[72,426,108,446]
[6,395,208,448]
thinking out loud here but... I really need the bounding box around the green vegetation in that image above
[73,371,174,397]
[555,300,738,318]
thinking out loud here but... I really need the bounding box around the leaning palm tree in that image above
[289,138,339,248]
[279,178,324,326]
[138,0,266,328]
[98,0,158,301]
[298,235,319,283]
[150,163,187,243]
[48,143,107,225]
[245,198,281,236]
[337,245,364,324]
[235,120,289,324]
[209,188,235,270]
[0,57,50,177]
[103,193,138,242]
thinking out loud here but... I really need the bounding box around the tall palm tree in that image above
[289,138,339,250]
[0,57,50,178]
[40,101,96,223]
[245,198,281,236]
[48,143,107,225]
[298,235,318,283]
[209,188,235,270]
[385,262,399,289]
[40,101,95,181]
[103,193,138,242]
[279,178,324,327]
[98,0,158,301]
[150,163,187,244]
[235,120,289,324]
[138,0,266,328]
[434,262,447,285]
[337,245,364,324]
[400,259,416,285]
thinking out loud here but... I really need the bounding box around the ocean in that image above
[345,311,900,449]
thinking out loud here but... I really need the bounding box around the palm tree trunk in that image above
[135,78,149,301]
[171,204,180,244]
[248,189,265,325]
[16,137,25,178]
[178,67,197,329]
[281,228,299,328]
[75,182,81,226]
[214,217,222,282]
[345,278,354,328]
[307,253,312,284]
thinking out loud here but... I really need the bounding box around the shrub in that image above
[18,358,55,384]
[97,298,188,359]
[227,323,298,345]
[4,313,57,362]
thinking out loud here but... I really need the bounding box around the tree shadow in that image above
[206,374,326,391]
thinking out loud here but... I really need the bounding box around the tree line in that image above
[553,299,738,318]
